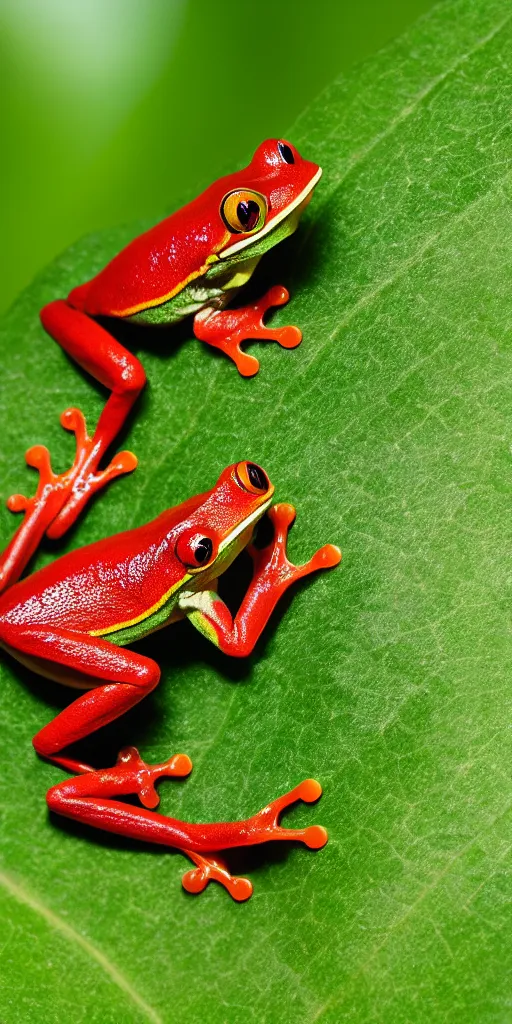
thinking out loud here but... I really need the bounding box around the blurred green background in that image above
[0,0,435,314]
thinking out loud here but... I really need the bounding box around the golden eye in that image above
[220,190,267,234]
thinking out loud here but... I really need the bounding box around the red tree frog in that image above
[0,459,340,899]
[3,140,321,592]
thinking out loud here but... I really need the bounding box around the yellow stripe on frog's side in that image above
[111,260,221,318]
[88,575,191,637]
[88,496,272,639]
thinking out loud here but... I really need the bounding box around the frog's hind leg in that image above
[181,779,327,901]
[46,765,327,901]
[3,298,146,571]
[0,413,136,593]
[0,620,161,774]
[38,300,146,540]
[1,299,144,590]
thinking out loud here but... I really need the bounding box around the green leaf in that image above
[1,0,511,1019]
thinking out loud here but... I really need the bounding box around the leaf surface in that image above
[1,1,511,1020]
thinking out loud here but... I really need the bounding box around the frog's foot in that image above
[182,852,254,902]
[48,745,193,808]
[182,778,327,901]
[46,408,137,539]
[246,778,327,846]
[46,767,324,901]
[113,746,193,808]
[193,285,302,377]
[7,407,136,542]
[249,502,342,590]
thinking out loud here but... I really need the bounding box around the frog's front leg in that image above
[0,620,160,774]
[46,763,326,900]
[193,286,302,377]
[179,503,341,656]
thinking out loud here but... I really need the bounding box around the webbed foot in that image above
[181,778,327,901]
[193,285,302,377]
[249,502,341,588]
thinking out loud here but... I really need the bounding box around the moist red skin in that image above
[4,139,318,559]
[68,139,320,317]
[0,494,205,634]
[0,461,337,900]
[0,137,332,898]
[0,465,266,634]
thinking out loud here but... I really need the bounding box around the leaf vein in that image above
[0,869,163,1024]
[301,10,512,223]
[310,800,512,1022]
[268,166,512,435]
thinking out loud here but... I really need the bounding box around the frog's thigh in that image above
[1,636,98,689]
[0,622,158,691]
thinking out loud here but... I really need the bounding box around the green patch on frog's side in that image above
[128,211,304,327]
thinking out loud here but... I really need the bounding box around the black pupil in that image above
[194,537,213,564]
[278,141,294,164]
[237,199,260,231]
[247,463,268,491]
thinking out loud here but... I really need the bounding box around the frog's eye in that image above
[235,461,270,495]
[175,530,216,570]
[221,190,267,234]
[278,141,295,164]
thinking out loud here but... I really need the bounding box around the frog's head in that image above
[214,139,321,262]
[183,140,320,272]
[171,461,274,588]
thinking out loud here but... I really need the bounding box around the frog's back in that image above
[0,497,203,635]
[67,187,230,321]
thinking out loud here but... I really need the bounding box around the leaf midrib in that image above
[0,869,163,1024]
